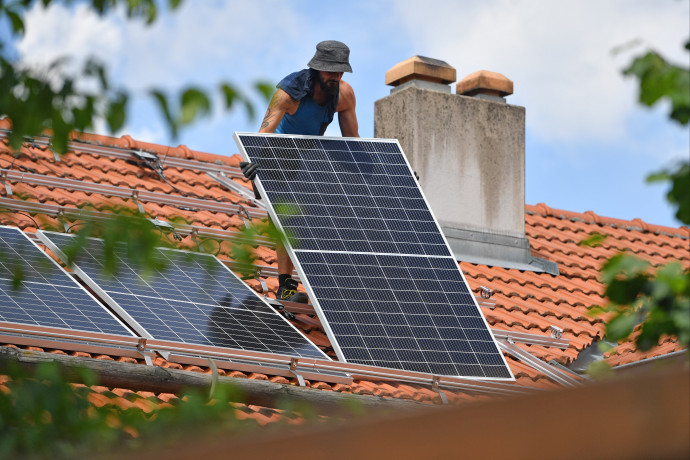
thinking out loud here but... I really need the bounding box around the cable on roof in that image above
[66,221,88,233]
[130,149,247,211]
[0,156,37,174]
[150,216,183,241]
[0,209,40,229]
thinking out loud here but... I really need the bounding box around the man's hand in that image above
[239,161,259,181]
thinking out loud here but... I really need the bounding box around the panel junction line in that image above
[234,133,513,380]
[38,231,327,360]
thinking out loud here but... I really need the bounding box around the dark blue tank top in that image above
[275,69,339,136]
[276,96,331,135]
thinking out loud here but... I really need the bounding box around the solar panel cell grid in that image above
[38,231,326,359]
[0,226,133,336]
[243,138,447,257]
[235,133,513,380]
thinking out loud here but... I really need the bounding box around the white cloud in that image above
[119,124,166,145]
[111,1,304,90]
[390,0,689,144]
[16,1,303,90]
[17,3,123,74]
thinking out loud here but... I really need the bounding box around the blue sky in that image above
[9,0,690,228]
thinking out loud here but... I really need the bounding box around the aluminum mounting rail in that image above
[497,339,582,387]
[1,130,245,179]
[0,321,532,395]
[0,169,267,219]
[278,301,569,348]
[0,197,275,247]
[207,171,266,209]
[491,329,570,349]
[143,338,530,396]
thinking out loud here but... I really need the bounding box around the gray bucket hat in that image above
[307,40,352,73]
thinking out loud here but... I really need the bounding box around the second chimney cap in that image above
[385,55,457,87]
[456,70,514,97]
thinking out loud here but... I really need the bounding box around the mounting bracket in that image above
[432,376,448,404]
[1,171,13,196]
[131,191,145,214]
[136,338,153,366]
[289,358,306,387]
[237,204,252,228]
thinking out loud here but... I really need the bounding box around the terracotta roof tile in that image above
[1,130,687,421]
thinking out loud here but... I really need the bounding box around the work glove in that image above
[239,161,259,181]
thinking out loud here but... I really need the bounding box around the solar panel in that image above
[37,230,327,360]
[0,226,133,337]
[234,133,513,380]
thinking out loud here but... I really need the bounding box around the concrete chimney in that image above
[375,59,557,273]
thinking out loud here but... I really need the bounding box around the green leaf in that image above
[106,91,128,134]
[83,58,109,91]
[623,45,690,126]
[220,83,256,120]
[606,312,640,341]
[578,231,608,248]
[6,9,25,36]
[647,161,690,225]
[600,253,650,284]
[179,87,211,125]
[220,83,238,110]
[72,95,96,130]
[586,360,613,379]
[654,262,688,295]
[50,109,71,155]
[596,341,615,353]
[605,275,648,305]
[254,80,275,103]
[150,89,177,140]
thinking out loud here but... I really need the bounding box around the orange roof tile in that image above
[0,128,687,421]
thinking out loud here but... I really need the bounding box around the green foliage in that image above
[578,231,608,248]
[0,0,273,153]
[593,253,690,352]
[623,40,690,125]
[590,37,690,357]
[0,53,122,154]
[136,383,250,442]
[0,361,251,459]
[0,361,143,458]
[52,206,174,278]
[228,216,292,279]
[647,160,690,225]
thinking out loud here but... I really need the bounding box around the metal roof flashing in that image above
[442,225,559,274]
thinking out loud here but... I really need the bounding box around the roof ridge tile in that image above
[526,203,689,238]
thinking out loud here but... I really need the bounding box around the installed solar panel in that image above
[234,133,513,380]
[0,226,133,336]
[37,231,327,359]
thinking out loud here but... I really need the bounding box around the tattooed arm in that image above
[259,89,298,133]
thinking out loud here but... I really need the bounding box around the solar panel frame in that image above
[234,133,514,381]
[0,225,135,338]
[37,230,329,360]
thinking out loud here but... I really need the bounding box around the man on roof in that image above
[240,40,359,303]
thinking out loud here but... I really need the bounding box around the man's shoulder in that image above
[337,80,356,111]
[277,69,313,101]
[339,80,354,94]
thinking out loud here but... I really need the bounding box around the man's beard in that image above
[318,74,339,95]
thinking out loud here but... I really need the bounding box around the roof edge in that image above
[0,118,234,166]
[526,203,689,239]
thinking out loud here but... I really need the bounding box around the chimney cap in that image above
[456,70,513,98]
[385,55,457,87]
